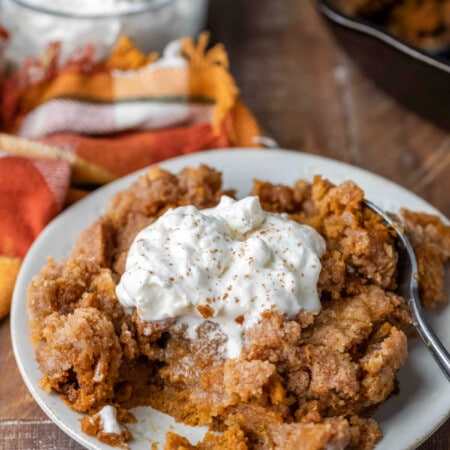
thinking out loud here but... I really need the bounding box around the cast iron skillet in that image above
[317,0,450,130]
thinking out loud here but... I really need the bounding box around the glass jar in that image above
[0,0,209,66]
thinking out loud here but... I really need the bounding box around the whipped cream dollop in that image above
[116,196,326,357]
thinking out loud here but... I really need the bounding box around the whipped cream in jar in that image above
[0,0,209,66]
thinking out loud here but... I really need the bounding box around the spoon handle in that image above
[409,297,450,382]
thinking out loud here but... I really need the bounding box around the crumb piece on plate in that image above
[80,405,134,449]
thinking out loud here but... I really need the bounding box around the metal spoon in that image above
[365,200,450,381]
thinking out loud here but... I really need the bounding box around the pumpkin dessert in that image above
[26,165,450,449]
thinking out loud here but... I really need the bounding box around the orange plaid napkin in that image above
[0,33,261,319]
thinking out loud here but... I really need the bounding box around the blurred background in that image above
[206,1,449,216]
[0,0,448,218]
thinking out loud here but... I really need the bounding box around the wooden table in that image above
[0,1,449,448]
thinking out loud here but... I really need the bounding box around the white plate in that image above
[11,149,450,450]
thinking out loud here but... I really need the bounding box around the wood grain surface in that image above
[1,0,449,448]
